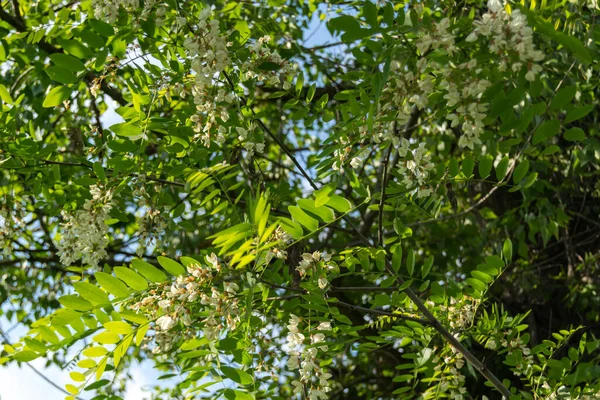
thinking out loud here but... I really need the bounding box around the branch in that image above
[335,300,429,324]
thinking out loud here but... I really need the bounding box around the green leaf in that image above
[0,84,14,104]
[57,38,94,59]
[306,83,316,102]
[503,239,513,263]
[114,267,148,291]
[564,127,585,141]
[83,346,108,358]
[549,86,576,111]
[49,53,86,72]
[157,256,186,276]
[131,259,167,283]
[363,1,378,26]
[135,323,150,346]
[93,331,120,344]
[466,278,487,291]
[522,172,538,188]
[43,86,72,108]
[314,185,334,208]
[84,379,110,391]
[471,270,493,283]
[73,282,110,305]
[45,66,78,84]
[297,199,335,222]
[513,160,529,184]
[95,272,131,298]
[495,156,509,181]
[109,122,143,137]
[564,105,593,124]
[422,255,434,279]
[325,195,352,213]
[103,321,132,335]
[392,246,402,273]
[58,294,93,311]
[13,350,40,362]
[406,248,415,277]
[485,255,504,269]
[220,366,254,386]
[88,19,115,36]
[288,206,319,231]
[295,71,304,96]
[532,120,560,145]
[462,155,474,177]
[278,217,303,239]
[478,155,493,179]
[224,389,255,400]
[120,310,149,324]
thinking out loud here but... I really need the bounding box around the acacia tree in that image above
[1,0,600,398]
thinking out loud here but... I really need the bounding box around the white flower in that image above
[158,299,171,311]
[318,276,328,289]
[156,315,176,331]
[291,380,303,395]
[350,157,362,169]
[487,0,504,12]
[287,331,305,349]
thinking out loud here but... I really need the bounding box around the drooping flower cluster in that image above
[441,59,492,150]
[183,8,233,147]
[92,0,168,26]
[56,185,112,268]
[91,0,138,24]
[397,139,435,198]
[264,226,292,264]
[0,198,24,257]
[438,296,481,331]
[129,254,240,353]
[296,251,336,290]
[241,35,294,89]
[136,209,167,257]
[497,331,534,377]
[416,18,457,56]
[466,0,544,81]
[432,348,468,400]
[286,314,333,399]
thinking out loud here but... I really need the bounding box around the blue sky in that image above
[1,7,336,400]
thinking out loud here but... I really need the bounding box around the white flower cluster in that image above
[0,199,24,257]
[286,314,333,399]
[236,124,265,158]
[92,0,168,26]
[433,349,467,400]
[56,185,112,269]
[441,59,492,150]
[183,9,233,148]
[296,251,335,290]
[264,226,292,264]
[130,254,240,353]
[331,145,356,174]
[438,296,480,331]
[241,35,294,90]
[136,209,167,257]
[416,18,457,56]
[497,332,533,377]
[91,0,139,24]
[466,0,544,81]
[378,59,434,139]
[397,139,435,198]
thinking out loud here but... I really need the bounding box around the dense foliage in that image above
[1,0,600,399]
